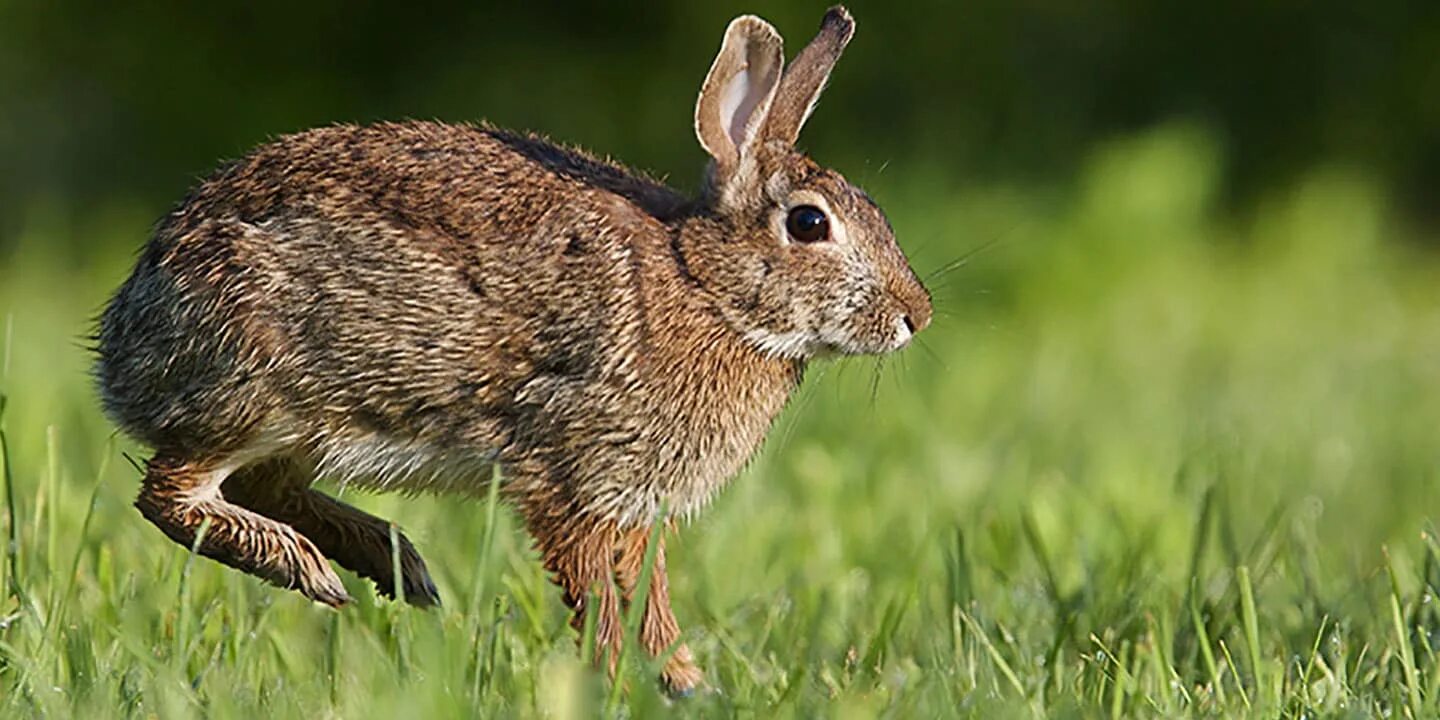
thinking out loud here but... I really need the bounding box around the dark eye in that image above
[785,205,830,243]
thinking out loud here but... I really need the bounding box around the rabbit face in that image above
[706,152,931,359]
[687,8,931,360]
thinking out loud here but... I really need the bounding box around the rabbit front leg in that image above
[615,527,705,696]
[532,516,627,673]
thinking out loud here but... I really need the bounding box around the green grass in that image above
[3,125,1440,717]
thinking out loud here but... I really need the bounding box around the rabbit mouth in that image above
[829,316,915,356]
[888,314,916,351]
[742,315,912,359]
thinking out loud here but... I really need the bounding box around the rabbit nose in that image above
[901,292,933,335]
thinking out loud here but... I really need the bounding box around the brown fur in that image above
[93,6,928,695]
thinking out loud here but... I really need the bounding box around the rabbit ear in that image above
[761,6,855,147]
[695,15,784,175]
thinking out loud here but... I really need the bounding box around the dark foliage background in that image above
[3,0,1438,254]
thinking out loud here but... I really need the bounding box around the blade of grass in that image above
[606,502,667,715]
[1,395,25,606]
[388,522,412,680]
[1179,485,1216,657]
[1218,638,1250,709]
[961,610,1026,699]
[578,587,600,670]
[175,516,213,663]
[1237,566,1264,696]
[389,522,405,606]
[49,438,108,628]
[1147,609,1184,714]
[326,610,342,707]
[1108,640,1130,720]
[469,464,505,613]
[1300,615,1329,705]
[469,462,506,701]
[942,525,972,655]
[45,426,59,577]
[861,592,912,672]
[1188,578,1226,704]
[1385,547,1423,718]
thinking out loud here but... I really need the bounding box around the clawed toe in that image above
[363,531,441,608]
[302,573,354,608]
[371,557,441,607]
[283,532,354,607]
[661,662,705,699]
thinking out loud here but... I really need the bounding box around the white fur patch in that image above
[313,432,499,496]
[742,327,812,359]
[195,424,305,502]
[890,314,913,351]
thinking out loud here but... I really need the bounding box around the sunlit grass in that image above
[2,125,1439,716]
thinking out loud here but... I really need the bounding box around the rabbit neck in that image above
[622,235,806,523]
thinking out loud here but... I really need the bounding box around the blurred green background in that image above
[4,0,1440,249]
[3,1,1440,716]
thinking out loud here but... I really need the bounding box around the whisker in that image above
[927,266,996,290]
[923,234,1012,283]
[914,336,948,371]
[869,356,886,407]
[893,352,911,393]
[772,363,831,455]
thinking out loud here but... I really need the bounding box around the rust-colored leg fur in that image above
[221,458,440,607]
[136,454,350,606]
[528,510,704,696]
[532,516,626,672]
[615,527,704,695]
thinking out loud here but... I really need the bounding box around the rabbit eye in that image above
[785,205,830,243]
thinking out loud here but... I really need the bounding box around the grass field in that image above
[3,126,1440,717]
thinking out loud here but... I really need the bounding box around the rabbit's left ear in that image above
[695,16,785,178]
[762,6,855,147]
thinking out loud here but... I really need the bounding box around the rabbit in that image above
[93,5,930,695]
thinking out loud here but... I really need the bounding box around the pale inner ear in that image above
[721,68,761,149]
[720,43,782,156]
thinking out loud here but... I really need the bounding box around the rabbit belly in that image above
[308,430,501,496]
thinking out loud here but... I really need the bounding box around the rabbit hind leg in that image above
[136,452,351,606]
[221,457,440,607]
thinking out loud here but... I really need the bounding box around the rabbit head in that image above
[681,7,932,360]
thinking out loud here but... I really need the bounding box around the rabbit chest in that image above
[488,227,807,527]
